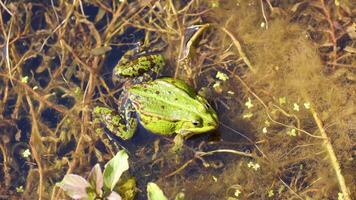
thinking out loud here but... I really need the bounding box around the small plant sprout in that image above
[227,90,235,95]
[267,189,274,197]
[264,120,270,126]
[278,185,285,194]
[242,112,253,119]
[74,86,83,100]
[212,81,223,93]
[212,176,218,182]
[303,102,311,109]
[278,97,286,105]
[21,76,29,83]
[234,189,241,197]
[286,128,297,137]
[22,149,31,158]
[213,81,221,88]
[210,1,220,8]
[260,22,266,28]
[245,98,253,109]
[57,150,129,200]
[247,161,260,171]
[338,192,344,200]
[216,71,229,81]
[262,127,268,133]
[16,186,24,193]
[175,192,185,200]
[293,103,300,111]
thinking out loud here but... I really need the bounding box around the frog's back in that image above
[127,78,205,121]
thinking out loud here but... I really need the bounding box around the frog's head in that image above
[176,96,219,138]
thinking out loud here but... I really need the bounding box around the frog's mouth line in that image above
[178,125,219,138]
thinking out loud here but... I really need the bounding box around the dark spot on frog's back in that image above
[155,91,160,94]
[137,68,146,75]
[175,98,178,101]
[161,105,165,109]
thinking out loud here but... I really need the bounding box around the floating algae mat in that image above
[0,1,355,199]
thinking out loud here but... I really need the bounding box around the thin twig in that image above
[5,19,13,85]
[279,177,304,200]
[196,149,253,158]
[260,0,268,29]
[0,0,13,16]
[221,27,256,73]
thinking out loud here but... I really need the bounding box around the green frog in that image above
[94,39,217,151]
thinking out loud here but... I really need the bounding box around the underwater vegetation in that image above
[0,0,355,199]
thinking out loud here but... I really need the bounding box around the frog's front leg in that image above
[172,131,198,152]
[93,103,137,140]
[172,134,185,152]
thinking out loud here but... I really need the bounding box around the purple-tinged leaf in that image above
[57,174,91,199]
[107,191,122,200]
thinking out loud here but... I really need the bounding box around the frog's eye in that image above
[192,119,201,126]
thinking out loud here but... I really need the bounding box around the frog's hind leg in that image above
[93,103,137,140]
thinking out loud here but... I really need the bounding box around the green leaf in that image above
[57,174,91,199]
[174,192,185,200]
[216,71,229,81]
[90,46,112,56]
[88,164,103,196]
[103,150,129,191]
[95,8,106,23]
[147,182,168,200]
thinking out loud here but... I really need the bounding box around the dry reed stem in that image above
[25,92,44,199]
[310,107,351,200]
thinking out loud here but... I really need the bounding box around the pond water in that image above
[0,1,355,200]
